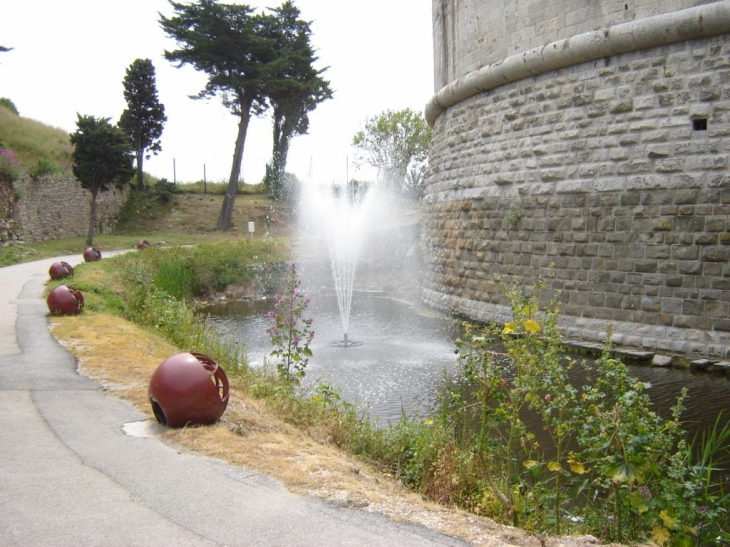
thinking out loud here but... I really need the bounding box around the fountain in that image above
[297,181,374,348]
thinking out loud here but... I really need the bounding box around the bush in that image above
[0,97,18,115]
[153,178,178,203]
[0,148,21,182]
[28,157,59,180]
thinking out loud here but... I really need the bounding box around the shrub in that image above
[0,148,21,182]
[0,97,18,115]
[28,157,58,180]
[153,178,178,203]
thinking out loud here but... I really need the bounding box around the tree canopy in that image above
[263,1,332,201]
[70,114,134,245]
[161,0,275,230]
[352,108,432,199]
[161,0,331,225]
[119,58,167,191]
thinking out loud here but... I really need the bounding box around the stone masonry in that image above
[424,1,730,358]
[2,176,129,243]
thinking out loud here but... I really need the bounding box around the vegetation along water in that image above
[51,237,729,546]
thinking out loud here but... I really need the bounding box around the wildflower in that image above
[638,486,652,499]
[523,319,541,334]
[503,322,516,335]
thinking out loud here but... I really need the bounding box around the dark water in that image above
[203,294,730,434]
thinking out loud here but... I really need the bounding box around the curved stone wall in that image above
[432,0,725,90]
[423,0,730,358]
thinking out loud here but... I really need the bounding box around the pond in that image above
[205,292,459,422]
[203,292,730,436]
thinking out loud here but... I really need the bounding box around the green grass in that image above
[0,105,73,176]
[0,233,214,268]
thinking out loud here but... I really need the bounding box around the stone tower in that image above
[423,0,730,358]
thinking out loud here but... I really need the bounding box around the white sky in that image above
[0,0,434,185]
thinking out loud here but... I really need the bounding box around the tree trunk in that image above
[136,136,145,191]
[87,188,98,246]
[268,112,292,201]
[217,99,253,231]
[270,135,291,200]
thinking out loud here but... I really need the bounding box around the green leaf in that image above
[605,458,644,484]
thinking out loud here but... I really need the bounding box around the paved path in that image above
[0,255,470,547]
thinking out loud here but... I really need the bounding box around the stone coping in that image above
[426,0,730,126]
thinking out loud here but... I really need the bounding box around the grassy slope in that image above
[0,105,73,174]
[0,189,292,267]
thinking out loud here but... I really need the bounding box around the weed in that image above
[266,263,314,386]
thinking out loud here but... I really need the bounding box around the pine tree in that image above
[263,1,332,201]
[119,59,166,191]
[160,0,275,231]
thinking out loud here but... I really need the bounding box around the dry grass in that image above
[49,312,606,547]
[117,192,292,239]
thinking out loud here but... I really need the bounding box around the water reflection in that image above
[203,294,730,433]
[204,293,459,423]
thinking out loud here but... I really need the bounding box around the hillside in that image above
[116,189,292,239]
[0,104,73,176]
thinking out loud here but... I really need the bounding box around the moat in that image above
[204,291,730,436]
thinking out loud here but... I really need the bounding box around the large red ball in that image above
[49,261,74,280]
[83,248,102,262]
[148,352,229,428]
[47,285,84,315]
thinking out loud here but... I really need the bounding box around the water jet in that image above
[297,182,375,348]
[329,333,363,348]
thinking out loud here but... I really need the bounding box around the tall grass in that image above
[0,106,73,175]
[98,239,287,377]
[177,180,265,194]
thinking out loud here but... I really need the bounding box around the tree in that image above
[119,59,167,191]
[160,0,277,231]
[263,1,332,201]
[352,108,432,198]
[70,115,134,245]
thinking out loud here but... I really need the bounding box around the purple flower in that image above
[638,486,651,499]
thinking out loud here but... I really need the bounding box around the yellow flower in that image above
[547,460,562,472]
[660,510,678,529]
[503,322,516,335]
[523,320,541,334]
[567,451,586,474]
[652,526,670,546]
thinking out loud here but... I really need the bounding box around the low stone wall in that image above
[3,176,129,243]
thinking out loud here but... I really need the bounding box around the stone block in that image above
[651,354,676,367]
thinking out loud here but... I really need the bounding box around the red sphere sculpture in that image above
[47,285,85,315]
[49,261,74,280]
[148,352,230,428]
[83,247,102,262]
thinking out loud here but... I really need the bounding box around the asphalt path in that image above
[0,254,471,547]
